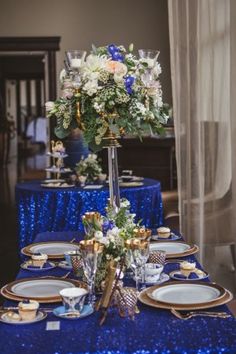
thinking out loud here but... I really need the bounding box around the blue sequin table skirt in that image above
[15,178,163,250]
[1,231,236,354]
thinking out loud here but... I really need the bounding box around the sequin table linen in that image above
[1,232,236,354]
[16,179,163,250]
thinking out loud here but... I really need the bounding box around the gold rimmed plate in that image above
[21,241,81,259]
[138,281,231,311]
[0,310,47,325]
[149,241,199,258]
[119,182,144,187]
[1,277,87,303]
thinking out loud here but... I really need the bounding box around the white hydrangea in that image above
[83,80,99,96]
[93,101,105,113]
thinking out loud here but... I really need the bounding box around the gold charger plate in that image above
[150,240,199,258]
[1,277,87,303]
[21,241,81,259]
[119,182,144,187]
[138,281,232,311]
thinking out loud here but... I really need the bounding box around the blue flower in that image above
[124,75,135,95]
[108,44,118,55]
[102,220,114,233]
[107,44,124,62]
[112,51,124,62]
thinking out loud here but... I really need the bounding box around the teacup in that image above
[98,173,107,183]
[59,287,88,313]
[145,263,164,281]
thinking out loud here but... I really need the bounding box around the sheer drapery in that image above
[168,0,236,264]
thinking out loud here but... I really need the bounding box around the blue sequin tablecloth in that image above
[15,179,163,250]
[1,231,236,354]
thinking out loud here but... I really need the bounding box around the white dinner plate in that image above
[21,241,80,258]
[42,179,65,184]
[149,283,224,305]
[10,279,76,299]
[0,310,47,325]
[150,241,191,255]
[41,183,74,188]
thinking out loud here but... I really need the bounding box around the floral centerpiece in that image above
[46,43,169,151]
[75,153,103,183]
[82,198,139,287]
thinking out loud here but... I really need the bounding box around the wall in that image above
[0,0,172,104]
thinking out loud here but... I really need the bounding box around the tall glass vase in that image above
[102,129,121,212]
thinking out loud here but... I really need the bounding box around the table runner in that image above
[16,178,163,251]
[1,231,236,353]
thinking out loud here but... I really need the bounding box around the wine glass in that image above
[126,239,150,290]
[79,240,104,306]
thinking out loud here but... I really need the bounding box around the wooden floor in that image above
[0,152,235,313]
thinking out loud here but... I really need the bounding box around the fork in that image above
[171,308,231,320]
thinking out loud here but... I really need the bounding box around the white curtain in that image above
[168,0,236,264]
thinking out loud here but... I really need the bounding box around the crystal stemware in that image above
[79,240,104,305]
[138,49,160,69]
[66,50,86,72]
[126,239,150,290]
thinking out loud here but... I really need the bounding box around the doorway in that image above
[0,36,60,166]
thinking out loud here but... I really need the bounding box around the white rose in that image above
[45,101,55,112]
[94,230,103,240]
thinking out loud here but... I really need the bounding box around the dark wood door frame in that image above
[0,36,61,138]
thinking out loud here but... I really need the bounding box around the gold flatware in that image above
[61,271,71,279]
[171,308,231,320]
[0,306,53,313]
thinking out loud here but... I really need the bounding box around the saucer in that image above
[0,310,47,325]
[145,273,170,285]
[169,270,209,281]
[57,261,72,270]
[20,261,56,272]
[53,304,94,320]
[151,233,181,241]
[134,273,170,286]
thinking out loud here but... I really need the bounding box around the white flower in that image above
[120,199,130,208]
[93,102,104,113]
[59,69,67,84]
[153,63,162,77]
[82,54,107,80]
[107,226,120,238]
[83,80,99,96]
[140,58,156,69]
[94,230,103,240]
[45,101,55,112]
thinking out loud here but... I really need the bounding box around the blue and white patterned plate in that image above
[151,233,181,241]
[53,304,94,320]
[169,270,209,281]
[20,261,56,272]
